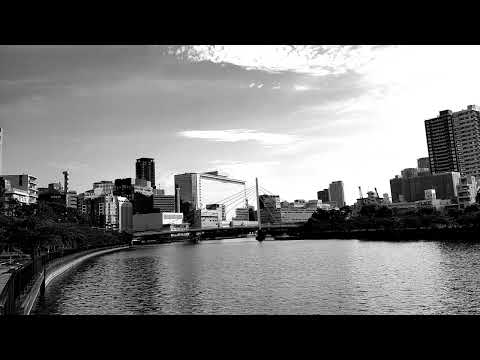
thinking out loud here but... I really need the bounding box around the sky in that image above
[1,45,480,205]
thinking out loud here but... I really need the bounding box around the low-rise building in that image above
[280,207,316,223]
[194,209,221,228]
[231,220,259,227]
[133,212,184,232]
[390,171,461,203]
[93,181,114,195]
[206,203,226,221]
[66,191,77,209]
[457,176,477,209]
[1,174,38,204]
[293,199,306,208]
[153,194,175,212]
[233,207,249,221]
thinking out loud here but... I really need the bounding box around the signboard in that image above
[162,212,183,225]
[275,198,281,208]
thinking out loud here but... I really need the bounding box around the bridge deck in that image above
[134,223,303,237]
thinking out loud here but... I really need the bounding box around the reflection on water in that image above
[33,239,480,314]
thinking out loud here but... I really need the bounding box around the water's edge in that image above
[27,245,130,315]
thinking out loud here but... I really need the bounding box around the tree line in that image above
[0,200,131,255]
[304,204,480,233]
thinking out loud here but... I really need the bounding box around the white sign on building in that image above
[162,212,184,225]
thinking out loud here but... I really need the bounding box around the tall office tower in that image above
[174,171,246,222]
[317,188,330,203]
[136,158,156,189]
[425,109,460,174]
[451,105,480,178]
[0,128,3,175]
[174,173,199,215]
[329,181,345,208]
[417,157,430,170]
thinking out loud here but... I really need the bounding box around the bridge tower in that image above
[255,177,265,242]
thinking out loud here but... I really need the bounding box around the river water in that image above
[33,238,480,315]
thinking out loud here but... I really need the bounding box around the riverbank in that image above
[1,244,131,315]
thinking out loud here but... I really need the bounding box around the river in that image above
[33,238,480,314]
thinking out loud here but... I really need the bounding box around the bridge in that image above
[134,223,304,242]
[133,178,306,242]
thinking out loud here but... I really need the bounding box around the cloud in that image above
[293,85,309,91]
[179,129,299,146]
[170,45,388,76]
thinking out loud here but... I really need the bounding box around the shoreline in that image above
[25,245,130,315]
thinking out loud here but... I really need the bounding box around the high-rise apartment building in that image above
[425,106,480,178]
[317,188,330,203]
[452,105,480,178]
[136,158,155,189]
[329,181,345,208]
[425,110,460,174]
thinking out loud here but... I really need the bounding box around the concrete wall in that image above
[133,213,164,232]
[14,245,130,315]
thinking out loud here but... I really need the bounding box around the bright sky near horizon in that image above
[1,45,480,204]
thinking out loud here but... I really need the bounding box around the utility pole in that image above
[256,178,262,230]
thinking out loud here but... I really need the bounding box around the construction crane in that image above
[358,186,364,204]
[374,187,380,199]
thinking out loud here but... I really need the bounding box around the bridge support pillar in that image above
[189,233,202,244]
[256,230,266,242]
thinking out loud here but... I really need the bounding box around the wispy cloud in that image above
[179,129,299,146]
[170,45,388,76]
[293,85,309,91]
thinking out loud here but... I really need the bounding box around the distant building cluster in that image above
[352,105,480,216]
[2,105,480,232]
[316,181,345,209]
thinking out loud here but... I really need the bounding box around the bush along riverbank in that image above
[301,204,480,241]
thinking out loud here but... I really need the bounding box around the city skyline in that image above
[3,46,480,203]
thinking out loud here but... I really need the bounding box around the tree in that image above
[360,204,378,218]
[464,204,480,214]
[375,206,393,218]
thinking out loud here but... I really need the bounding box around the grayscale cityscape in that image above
[2,45,480,315]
